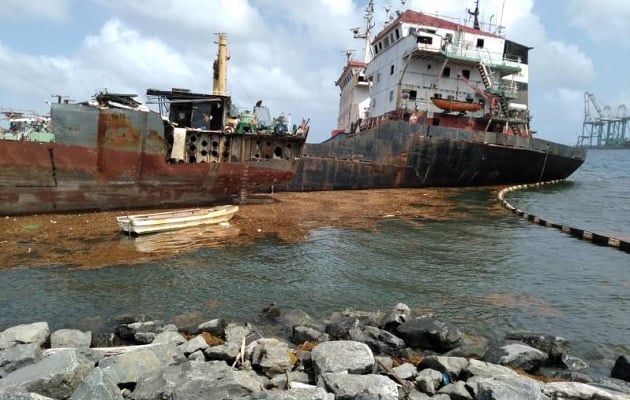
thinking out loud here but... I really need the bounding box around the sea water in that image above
[0,149,628,376]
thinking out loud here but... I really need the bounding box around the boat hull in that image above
[278,121,586,191]
[116,205,238,235]
[0,103,302,216]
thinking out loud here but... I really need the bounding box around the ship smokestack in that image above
[212,33,228,96]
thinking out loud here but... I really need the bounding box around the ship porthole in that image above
[201,150,208,156]
[255,153,260,159]
[274,147,282,157]
[212,150,218,157]
[190,135,197,142]
[189,145,196,151]
[212,141,219,148]
[201,140,208,147]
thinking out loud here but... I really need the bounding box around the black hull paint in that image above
[278,121,586,191]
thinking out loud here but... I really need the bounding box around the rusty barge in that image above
[280,1,585,192]
[0,34,308,216]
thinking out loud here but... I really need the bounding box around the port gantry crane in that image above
[578,92,629,148]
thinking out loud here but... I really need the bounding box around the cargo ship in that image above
[280,1,585,191]
[0,33,308,216]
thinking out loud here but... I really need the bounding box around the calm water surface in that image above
[1,149,628,376]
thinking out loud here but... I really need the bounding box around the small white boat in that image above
[116,205,239,235]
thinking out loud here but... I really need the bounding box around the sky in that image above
[0,0,628,145]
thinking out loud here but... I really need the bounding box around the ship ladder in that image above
[239,163,249,203]
[477,63,493,89]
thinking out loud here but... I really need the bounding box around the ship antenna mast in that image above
[467,0,481,30]
[351,0,375,64]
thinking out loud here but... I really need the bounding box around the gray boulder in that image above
[151,330,186,345]
[50,329,92,349]
[348,325,406,356]
[543,381,629,400]
[116,320,166,344]
[97,343,182,386]
[292,325,328,344]
[505,331,571,364]
[0,343,42,378]
[0,322,49,350]
[130,360,263,399]
[180,334,209,357]
[418,355,469,382]
[224,322,255,344]
[248,385,333,399]
[0,388,57,399]
[612,355,630,382]
[437,380,473,400]
[249,338,293,378]
[198,318,228,338]
[483,341,549,373]
[311,340,374,375]
[379,303,411,331]
[319,372,398,400]
[0,348,94,399]
[69,367,123,400]
[474,375,544,400]
[414,368,444,395]
[204,340,242,363]
[392,362,417,380]
[461,358,518,380]
[395,316,462,352]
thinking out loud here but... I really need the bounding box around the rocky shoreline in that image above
[1,303,629,399]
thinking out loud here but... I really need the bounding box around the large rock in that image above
[379,303,411,331]
[483,342,549,373]
[198,318,228,338]
[249,338,293,378]
[0,322,49,350]
[97,343,182,386]
[292,325,328,345]
[0,348,94,399]
[505,331,571,364]
[130,360,263,399]
[543,381,629,400]
[0,343,42,378]
[248,386,333,399]
[319,373,398,400]
[611,355,630,382]
[418,356,469,382]
[473,375,544,400]
[348,325,406,356]
[311,340,374,375]
[69,367,123,400]
[395,316,462,352]
[50,329,92,349]
[116,320,167,345]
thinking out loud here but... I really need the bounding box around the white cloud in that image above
[566,0,630,44]
[0,0,71,22]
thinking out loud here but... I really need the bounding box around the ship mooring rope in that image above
[497,180,630,254]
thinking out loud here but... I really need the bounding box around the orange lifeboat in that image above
[431,97,483,113]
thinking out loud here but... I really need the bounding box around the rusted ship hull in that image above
[279,121,585,191]
[0,103,303,216]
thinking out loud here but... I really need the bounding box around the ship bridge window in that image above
[384,36,390,47]
[476,38,485,48]
[462,69,470,79]
[390,65,395,75]
[442,67,451,77]
[374,44,379,54]
[395,28,400,40]
[445,33,453,43]
[402,89,417,100]
[408,27,416,35]
[417,35,433,44]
